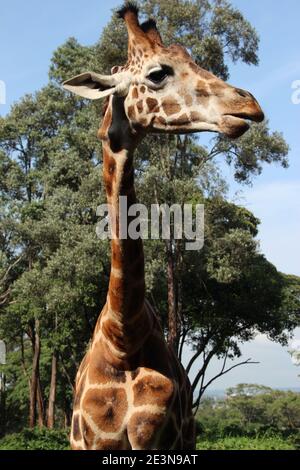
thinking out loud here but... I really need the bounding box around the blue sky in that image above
[0,0,299,388]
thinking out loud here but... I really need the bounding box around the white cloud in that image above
[290,340,300,350]
[254,334,271,345]
[289,339,300,365]
[182,329,300,390]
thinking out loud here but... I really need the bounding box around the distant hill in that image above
[199,387,300,400]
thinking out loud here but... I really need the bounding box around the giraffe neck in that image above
[104,142,146,318]
[95,96,151,364]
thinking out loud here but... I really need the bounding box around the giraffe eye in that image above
[147,69,168,83]
[146,65,174,85]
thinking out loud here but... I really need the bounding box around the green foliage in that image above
[227,383,273,396]
[196,436,295,450]
[0,0,297,437]
[213,121,289,183]
[196,386,300,441]
[0,428,69,450]
[140,0,259,80]
[0,39,108,431]
[49,38,96,84]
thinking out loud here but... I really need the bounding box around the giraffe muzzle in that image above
[222,102,264,139]
[225,110,265,124]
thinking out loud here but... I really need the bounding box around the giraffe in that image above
[63,3,264,450]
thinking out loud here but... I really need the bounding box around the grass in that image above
[0,428,70,450]
[196,436,296,450]
[0,429,296,450]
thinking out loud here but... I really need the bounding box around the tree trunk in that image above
[37,377,45,427]
[62,387,72,428]
[0,372,6,437]
[166,241,179,353]
[47,352,57,429]
[64,399,72,428]
[29,318,41,428]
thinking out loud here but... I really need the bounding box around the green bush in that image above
[196,387,300,441]
[196,436,295,450]
[0,428,70,450]
[290,431,300,450]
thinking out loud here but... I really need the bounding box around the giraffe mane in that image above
[140,19,157,33]
[140,19,163,46]
[117,2,139,20]
[102,97,110,117]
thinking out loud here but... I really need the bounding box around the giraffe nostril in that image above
[235,88,248,98]
[236,88,251,99]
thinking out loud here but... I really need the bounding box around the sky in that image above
[0,0,299,389]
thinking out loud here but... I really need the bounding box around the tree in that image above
[0,81,108,429]
[0,0,298,433]
[196,385,300,439]
[287,276,300,378]
[227,383,274,397]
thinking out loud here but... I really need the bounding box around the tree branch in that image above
[185,330,217,376]
[192,358,259,413]
[0,254,24,285]
[178,324,192,363]
[191,347,217,393]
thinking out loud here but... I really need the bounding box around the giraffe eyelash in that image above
[147,69,168,83]
[146,65,174,86]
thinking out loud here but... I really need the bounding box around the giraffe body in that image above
[71,303,195,450]
[63,2,264,451]
[71,129,195,450]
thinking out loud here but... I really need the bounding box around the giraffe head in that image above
[63,2,264,140]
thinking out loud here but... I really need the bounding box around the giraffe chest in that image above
[71,364,179,450]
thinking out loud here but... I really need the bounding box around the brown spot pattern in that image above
[136,100,143,113]
[108,160,116,175]
[146,97,159,112]
[72,415,81,441]
[156,116,167,126]
[74,370,87,409]
[81,416,95,446]
[94,438,125,450]
[88,345,126,384]
[127,104,136,120]
[128,412,165,449]
[162,98,181,116]
[184,94,193,106]
[132,87,138,99]
[171,114,189,125]
[191,111,202,122]
[133,374,174,407]
[189,62,212,79]
[105,180,112,197]
[82,388,127,433]
[131,368,140,380]
[111,240,122,269]
[102,319,126,351]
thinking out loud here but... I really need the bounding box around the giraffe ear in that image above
[63,72,120,100]
[111,66,122,75]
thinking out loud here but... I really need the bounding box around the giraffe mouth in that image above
[222,108,265,138]
[221,109,263,138]
[225,111,264,123]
